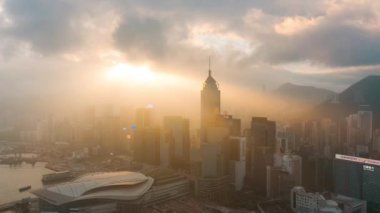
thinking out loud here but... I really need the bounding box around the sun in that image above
[106,63,156,83]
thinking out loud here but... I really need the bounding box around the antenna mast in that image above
[208,56,211,76]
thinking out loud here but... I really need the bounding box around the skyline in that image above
[2,1,380,212]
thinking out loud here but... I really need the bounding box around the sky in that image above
[0,0,380,115]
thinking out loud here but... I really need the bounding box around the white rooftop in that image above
[32,171,154,206]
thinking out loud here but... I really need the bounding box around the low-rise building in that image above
[290,186,366,213]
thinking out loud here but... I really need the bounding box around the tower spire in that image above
[208,56,211,76]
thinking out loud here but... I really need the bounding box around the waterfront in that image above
[0,162,52,204]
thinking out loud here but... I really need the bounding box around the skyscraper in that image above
[346,106,373,157]
[201,69,220,133]
[99,115,122,154]
[245,117,276,195]
[162,116,190,170]
[135,106,155,128]
[201,126,230,177]
[133,106,160,165]
[333,154,380,212]
[133,127,161,165]
[197,63,231,202]
[229,137,246,191]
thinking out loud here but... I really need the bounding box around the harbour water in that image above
[0,162,52,204]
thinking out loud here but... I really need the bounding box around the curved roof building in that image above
[33,169,191,213]
[32,171,154,206]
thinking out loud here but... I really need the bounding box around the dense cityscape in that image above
[0,68,379,212]
[2,0,380,213]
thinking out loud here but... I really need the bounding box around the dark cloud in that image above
[253,3,380,67]
[114,16,169,59]
[254,22,380,67]
[0,0,379,96]
[1,0,83,54]
[112,0,321,20]
[113,0,251,18]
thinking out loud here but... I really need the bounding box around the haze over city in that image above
[0,0,380,212]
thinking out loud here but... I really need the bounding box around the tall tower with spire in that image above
[201,58,221,131]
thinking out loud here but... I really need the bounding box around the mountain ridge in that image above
[314,75,380,128]
[272,82,336,105]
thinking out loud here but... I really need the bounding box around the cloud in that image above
[0,0,87,55]
[0,0,379,101]
[114,16,169,59]
[253,0,380,67]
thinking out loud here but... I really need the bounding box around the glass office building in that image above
[333,154,380,212]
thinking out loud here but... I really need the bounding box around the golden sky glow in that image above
[105,63,157,83]
[0,0,379,117]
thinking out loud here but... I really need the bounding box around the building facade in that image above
[333,154,380,212]
[245,117,276,195]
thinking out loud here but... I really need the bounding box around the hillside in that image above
[272,83,336,105]
[315,75,380,128]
